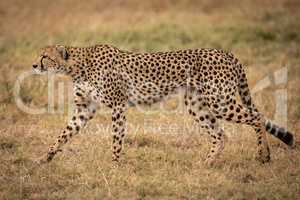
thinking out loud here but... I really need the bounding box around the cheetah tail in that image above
[235,59,295,147]
[265,120,295,146]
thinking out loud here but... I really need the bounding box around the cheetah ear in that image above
[56,45,69,60]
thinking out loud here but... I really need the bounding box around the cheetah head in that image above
[32,45,69,74]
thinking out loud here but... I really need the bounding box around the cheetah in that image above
[32,44,294,165]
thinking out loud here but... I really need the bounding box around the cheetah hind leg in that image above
[194,112,226,166]
[185,91,226,166]
[212,101,271,164]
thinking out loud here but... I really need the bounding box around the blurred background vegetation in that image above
[0,0,300,199]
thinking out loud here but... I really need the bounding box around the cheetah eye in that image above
[41,53,48,58]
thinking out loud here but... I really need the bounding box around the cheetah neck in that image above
[64,46,89,82]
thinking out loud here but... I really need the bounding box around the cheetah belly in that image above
[128,81,185,105]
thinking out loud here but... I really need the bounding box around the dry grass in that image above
[0,0,300,199]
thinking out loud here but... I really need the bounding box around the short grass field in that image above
[0,0,300,199]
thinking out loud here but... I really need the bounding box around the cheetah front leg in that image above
[36,96,96,164]
[111,105,127,162]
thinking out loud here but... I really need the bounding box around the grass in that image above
[0,0,300,199]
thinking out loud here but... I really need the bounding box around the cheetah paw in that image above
[204,157,216,167]
[255,155,271,164]
[34,154,49,165]
[255,148,271,164]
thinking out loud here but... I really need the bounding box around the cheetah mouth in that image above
[40,67,47,72]
[33,68,47,75]
[33,64,47,74]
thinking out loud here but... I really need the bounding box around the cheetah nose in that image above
[33,64,38,68]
